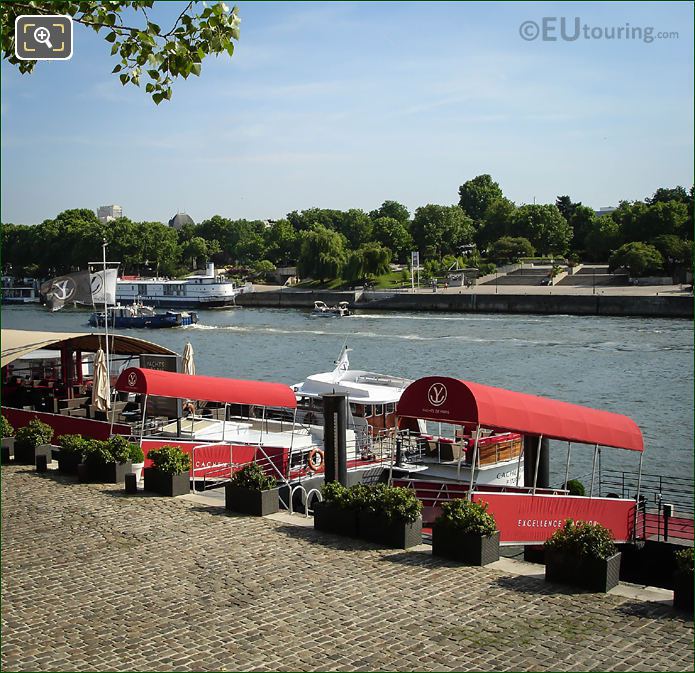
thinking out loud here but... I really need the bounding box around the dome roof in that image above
[168,212,195,229]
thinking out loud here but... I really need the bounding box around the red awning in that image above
[396,376,643,452]
[115,367,297,409]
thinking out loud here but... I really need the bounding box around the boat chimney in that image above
[206,262,215,278]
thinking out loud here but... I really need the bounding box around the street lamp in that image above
[495,270,498,294]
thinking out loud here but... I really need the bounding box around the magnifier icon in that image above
[33,26,53,49]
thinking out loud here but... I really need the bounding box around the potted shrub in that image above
[225,462,279,516]
[1,414,15,462]
[82,436,133,483]
[313,481,359,537]
[56,434,88,475]
[357,483,423,549]
[432,498,500,566]
[14,419,54,465]
[673,548,693,613]
[129,442,145,482]
[144,445,191,496]
[544,519,621,593]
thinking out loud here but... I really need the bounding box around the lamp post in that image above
[592,266,596,295]
[495,270,498,294]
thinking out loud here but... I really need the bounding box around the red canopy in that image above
[115,367,297,409]
[397,376,643,452]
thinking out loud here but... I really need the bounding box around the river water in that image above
[2,304,693,485]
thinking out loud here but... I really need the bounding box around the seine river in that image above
[2,304,693,485]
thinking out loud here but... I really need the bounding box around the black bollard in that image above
[36,454,48,473]
[125,473,138,494]
[77,463,89,483]
[322,393,348,485]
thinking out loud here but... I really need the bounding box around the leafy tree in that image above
[458,174,504,221]
[251,259,276,280]
[336,209,373,249]
[584,216,622,261]
[646,186,690,206]
[358,242,392,278]
[371,217,413,262]
[264,219,299,265]
[555,195,580,221]
[612,200,689,243]
[567,205,596,254]
[138,221,180,275]
[651,235,693,274]
[490,236,535,264]
[369,200,410,224]
[0,1,240,104]
[476,197,516,250]
[181,236,219,270]
[609,242,663,277]
[287,208,343,232]
[411,205,475,258]
[297,226,347,282]
[511,204,572,256]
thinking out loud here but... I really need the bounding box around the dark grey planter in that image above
[432,524,500,566]
[14,442,52,466]
[86,460,132,484]
[143,467,190,497]
[225,484,279,516]
[545,549,622,593]
[313,501,359,537]
[57,451,84,475]
[358,510,423,549]
[1,437,15,463]
[673,570,694,613]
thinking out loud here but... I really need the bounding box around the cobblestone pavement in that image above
[2,466,693,672]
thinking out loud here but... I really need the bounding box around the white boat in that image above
[1,277,41,304]
[310,300,352,317]
[116,263,242,308]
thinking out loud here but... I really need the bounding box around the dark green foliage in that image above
[609,242,664,277]
[675,548,694,574]
[147,445,191,475]
[15,419,53,450]
[230,462,275,491]
[435,499,497,536]
[322,483,421,523]
[544,519,617,561]
[490,236,535,264]
[1,415,14,438]
[0,1,241,104]
[564,479,586,496]
[129,443,145,463]
[57,434,88,455]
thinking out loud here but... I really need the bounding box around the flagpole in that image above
[102,239,110,392]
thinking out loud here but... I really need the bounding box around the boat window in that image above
[138,284,147,295]
[349,403,358,414]
[385,403,395,414]
[365,405,373,418]
[374,404,383,416]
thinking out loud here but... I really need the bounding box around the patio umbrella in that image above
[92,348,111,412]
[182,341,195,376]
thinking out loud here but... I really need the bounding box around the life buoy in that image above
[307,449,324,471]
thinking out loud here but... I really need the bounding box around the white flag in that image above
[90,269,117,305]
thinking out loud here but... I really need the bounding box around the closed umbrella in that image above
[182,342,195,376]
[92,348,111,412]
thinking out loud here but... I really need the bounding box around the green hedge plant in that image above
[675,548,694,574]
[15,419,54,451]
[230,462,275,491]
[147,445,191,475]
[58,434,88,455]
[564,479,586,496]
[435,499,497,536]
[544,519,617,560]
[128,442,145,463]
[1,415,15,438]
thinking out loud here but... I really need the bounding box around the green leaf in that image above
[165,87,172,100]
[110,43,119,56]
[147,69,160,80]
[190,63,201,77]
[152,92,164,105]
[145,83,154,93]
[112,64,122,73]
[119,73,129,85]
[105,31,117,43]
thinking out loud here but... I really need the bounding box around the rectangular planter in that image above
[545,549,622,593]
[673,570,694,613]
[1,437,15,463]
[432,525,500,566]
[358,510,423,549]
[225,484,279,516]
[57,451,84,475]
[14,442,53,466]
[86,461,133,484]
[313,501,359,537]
[143,467,190,497]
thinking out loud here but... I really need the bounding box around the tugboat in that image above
[88,301,198,329]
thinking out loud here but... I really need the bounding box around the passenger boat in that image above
[1,277,41,304]
[88,302,198,329]
[116,263,243,308]
[310,300,352,317]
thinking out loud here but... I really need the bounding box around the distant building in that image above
[594,206,616,217]
[97,205,123,223]
[168,212,195,230]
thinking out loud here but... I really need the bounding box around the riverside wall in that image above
[237,290,693,318]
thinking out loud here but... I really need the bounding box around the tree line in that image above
[1,176,692,282]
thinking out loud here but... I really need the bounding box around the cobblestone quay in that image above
[2,466,693,672]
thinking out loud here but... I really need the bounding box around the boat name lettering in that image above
[496,470,516,480]
[422,407,450,416]
[517,518,598,528]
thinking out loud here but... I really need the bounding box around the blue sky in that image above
[2,1,693,225]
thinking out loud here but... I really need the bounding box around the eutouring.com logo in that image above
[519,17,679,43]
